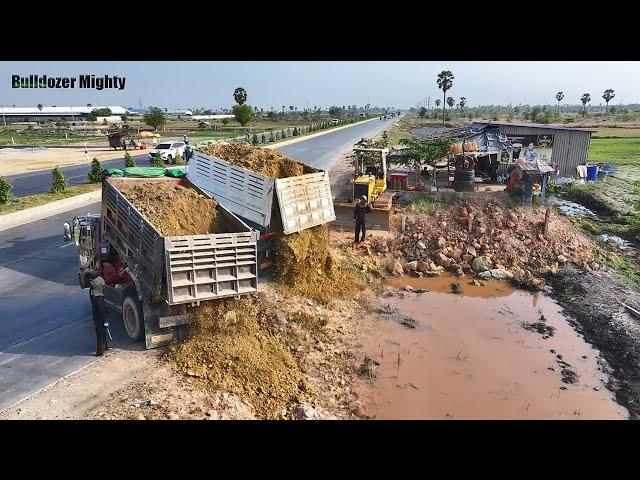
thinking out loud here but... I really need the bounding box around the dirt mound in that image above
[117,181,220,236]
[200,143,309,179]
[165,297,309,419]
[274,224,364,304]
[395,198,602,289]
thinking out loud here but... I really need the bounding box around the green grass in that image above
[589,137,640,165]
[0,130,104,146]
[0,183,100,215]
[405,194,443,214]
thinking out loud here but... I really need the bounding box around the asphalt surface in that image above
[0,116,397,412]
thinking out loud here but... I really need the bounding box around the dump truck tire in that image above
[122,295,144,341]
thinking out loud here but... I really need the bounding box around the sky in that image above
[1,61,639,110]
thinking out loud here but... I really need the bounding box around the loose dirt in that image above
[201,143,312,179]
[274,224,366,304]
[116,180,221,236]
[0,147,129,176]
[165,297,310,419]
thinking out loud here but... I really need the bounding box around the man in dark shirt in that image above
[89,276,108,357]
[354,195,373,243]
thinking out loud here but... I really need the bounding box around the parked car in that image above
[148,141,186,164]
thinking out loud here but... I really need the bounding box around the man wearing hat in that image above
[89,276,108,356]
[354,195,373,243]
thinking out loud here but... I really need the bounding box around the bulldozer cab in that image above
[351,147,388,203]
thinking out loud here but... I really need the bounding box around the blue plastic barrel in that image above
[587,165,599,181]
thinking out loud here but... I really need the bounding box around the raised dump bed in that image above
[188,148,336,235]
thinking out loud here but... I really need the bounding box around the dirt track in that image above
[0,147,129,176]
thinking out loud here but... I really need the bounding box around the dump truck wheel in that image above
[122,296,144,342]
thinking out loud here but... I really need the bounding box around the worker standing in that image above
[89,276,108,357]
[354,195,373,243]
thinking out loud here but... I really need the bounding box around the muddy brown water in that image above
[361,274,628,419]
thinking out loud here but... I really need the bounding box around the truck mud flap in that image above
[143,301,190,349]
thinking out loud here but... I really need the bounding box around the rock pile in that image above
[390,200,601,289]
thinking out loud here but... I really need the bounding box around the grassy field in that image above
[0,130,105,146]
[593,128,640,138]
[0,183,100,215]
[589,137,640,165]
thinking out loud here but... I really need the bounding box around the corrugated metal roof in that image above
[471,121,596,133]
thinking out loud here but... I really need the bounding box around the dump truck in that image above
[66,175,259,348]
[187,149,336,267]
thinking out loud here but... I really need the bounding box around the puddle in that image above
[384,272,516,298]
[361,278,628,419]
[548,196,599,219]
[599,233,632,250]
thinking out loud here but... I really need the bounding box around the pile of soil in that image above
[165,297,310,419]
[393,198,603,289]
[274,224,365,304]
[200,144,309,179]
[117,181,221,236]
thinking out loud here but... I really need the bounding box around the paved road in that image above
[5,153,148,198]
[6,117,396,197]
[0,116,397,412]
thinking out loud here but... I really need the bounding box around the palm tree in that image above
[37,103,43,112]
[580,93,591,115]
[446,97,455,119]
[282,105,285,115]
[233,87,247,105]
[602,89,615,113]
[435,99,441,108]
[459,97,467,113]
[437,70,454,126]
[555,91,564,113]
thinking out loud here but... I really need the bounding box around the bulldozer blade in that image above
[332,202,391,231]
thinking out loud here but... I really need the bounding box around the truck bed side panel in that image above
[188,151,275,230]
[275,172,336,234]
[101,181,163,296]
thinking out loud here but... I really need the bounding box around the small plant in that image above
[252,133,258,145]
[261,134,266,143]
[50,166,68,193]
[281,129,286,139]
[174,151,185,165]
[88,157,103,183]
[152,152,165,168]
[124,151,135,168]
[0,176,12,204]
[293,127,299,136]
[269,131,275,142]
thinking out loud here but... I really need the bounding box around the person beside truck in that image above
[354,195,373,243]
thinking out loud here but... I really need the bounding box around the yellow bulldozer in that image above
[332,147,395,230]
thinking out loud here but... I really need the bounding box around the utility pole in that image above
[427,96,431,111]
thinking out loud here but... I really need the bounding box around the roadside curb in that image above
[0,189,101,232]
[265,118,378,150]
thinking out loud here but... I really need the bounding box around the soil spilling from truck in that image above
[166,297,309,419]
[274,224,365,304]
[117,181,222,236]
[200,144,311,179]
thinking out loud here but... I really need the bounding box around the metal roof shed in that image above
[471,122,595,177]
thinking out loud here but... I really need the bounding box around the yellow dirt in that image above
[117,180,220,236]
[201,143,313,179]
[165,298,309,419]
[274,224,365,304]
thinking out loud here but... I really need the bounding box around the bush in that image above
[293,127,299,136]
[281,129,285,139]
[124,151,135,168]
[261,134,266,143]
[269,131,275,142]
[174,151,185,165]
[152,152,165,168]
[0,176,12,204]
[50,166,67,193]
[252,133,258,145]
[88,157,103,183]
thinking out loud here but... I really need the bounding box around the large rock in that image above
[450,248,463,261]
[478,268,514,280]
[403,261,418,272]
[390,260,404,276]
[466,246,477,257]
[472,256,492,273]
[435,253,451,267]
[416,241,427,250]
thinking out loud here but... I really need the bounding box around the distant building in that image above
[127,107,193,117]
[0,105,130,123]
